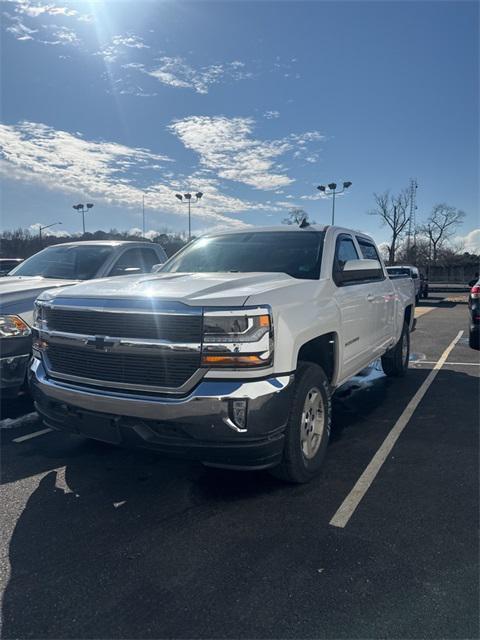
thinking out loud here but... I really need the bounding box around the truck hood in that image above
[50,272,300,307]
[0,276,80,324]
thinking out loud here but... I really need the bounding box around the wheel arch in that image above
[296,332,338,386]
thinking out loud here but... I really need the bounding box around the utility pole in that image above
[142,195,145,238]
[406,179,418,256]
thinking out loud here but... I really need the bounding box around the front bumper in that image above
[30,359,294,469]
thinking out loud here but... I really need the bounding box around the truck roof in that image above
[205,225,376,242]
[44,240,153,248]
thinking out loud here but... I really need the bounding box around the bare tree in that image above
[368,189,410,264]
[421,204,466,262]
[282,207,314,226]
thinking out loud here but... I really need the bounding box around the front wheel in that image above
[381,322,410,377]
[271,362,331,483]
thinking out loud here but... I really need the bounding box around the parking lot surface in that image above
[1,296,479,639]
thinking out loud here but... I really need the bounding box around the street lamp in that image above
[175,192,203,240]
[72,203,94,235]
[38,221,62,240]
[316,181,352,225]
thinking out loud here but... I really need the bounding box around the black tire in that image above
[469,330,480,350]
[415,294,420,305]
[381,322,410,377]
[271,362,331,484]
[423,290,428,299]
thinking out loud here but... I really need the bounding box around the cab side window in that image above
[336,236,359,268]
[109,248,159,276]
[356,238,385,282]
[357,239,380,261]
[333,235,359,286]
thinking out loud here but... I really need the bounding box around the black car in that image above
[419,273,429,299]
[468,280,480,349]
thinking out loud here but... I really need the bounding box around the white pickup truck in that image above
[30,225,415,482]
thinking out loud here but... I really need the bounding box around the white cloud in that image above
[113,35,149,49]
[3,3,86,45]
[263,110,280,119]
[97,34,149,62]
[147,57,252,94]
[0,121,261,229]
[455,229,480,254]
[41,24,80,46]
[6,17,37,40]
[10,0,91,21]
[169,116,323,191]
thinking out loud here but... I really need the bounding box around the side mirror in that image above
[151,263,164,273]
[336,259,383,285]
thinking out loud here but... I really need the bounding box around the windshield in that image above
[162,231,325,280]
[9,244,114,280]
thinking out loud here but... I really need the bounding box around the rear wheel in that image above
[381,322,410,377]
[271,362,331,483]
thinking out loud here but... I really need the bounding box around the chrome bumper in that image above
[30,358,294,451]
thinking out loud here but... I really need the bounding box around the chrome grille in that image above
[45,308,202,342]
[46,344,200,390]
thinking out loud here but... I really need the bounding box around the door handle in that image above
[366,293,375,302]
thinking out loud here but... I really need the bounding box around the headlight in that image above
[33,302,47,330]
[0,315,31,338]
[201,307,273,368]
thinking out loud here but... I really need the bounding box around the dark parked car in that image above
[419,273,429,299]
[468,280,480,349]
[0,258,23,277]
[0,240,167,398]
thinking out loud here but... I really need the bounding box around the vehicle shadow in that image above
[0,392,34,421]
[2,367,476,639]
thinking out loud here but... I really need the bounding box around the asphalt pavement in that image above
[1,295,479,639]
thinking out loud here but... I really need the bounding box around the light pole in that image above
[142,195,145,238]
[39,222,62,241]
[317,181,352,225]
[175,192,203,240]
[72,203,94,234]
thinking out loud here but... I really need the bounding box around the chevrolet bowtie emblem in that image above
[91,336,116,351]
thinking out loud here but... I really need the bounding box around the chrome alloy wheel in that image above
[300,386,325,460]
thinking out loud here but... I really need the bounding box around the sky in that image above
[0,0,479,251]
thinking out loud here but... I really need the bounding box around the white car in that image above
[31,225,414,482]
[0,241,166,398]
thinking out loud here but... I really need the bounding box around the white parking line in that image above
[12,428,53,443]
[330,330,464,529]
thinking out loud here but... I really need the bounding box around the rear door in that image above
[356,236,395,352]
